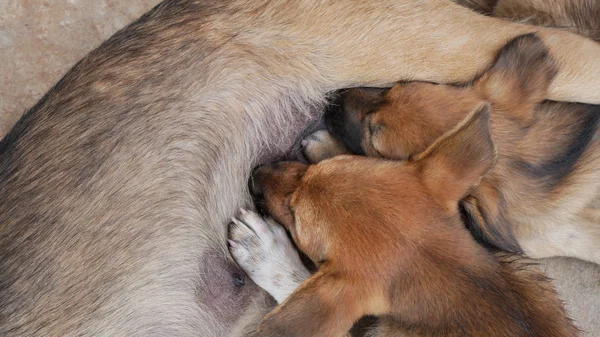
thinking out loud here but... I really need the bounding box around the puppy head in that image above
[250,107,496,337]
[326,34,556,161]
[250,161,308,226]
[327,83,482,160]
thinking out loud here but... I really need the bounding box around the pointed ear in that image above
[413,103,496,210]
[461,189,522,254]
[475,33,557,123]
[258,271,363,337]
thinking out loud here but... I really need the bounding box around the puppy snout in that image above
[249,166,265,199]
[249,163,281,200]
[249,161,307,206]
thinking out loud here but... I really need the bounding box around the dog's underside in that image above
[1,0,600,336]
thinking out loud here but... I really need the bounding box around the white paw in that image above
[228,209,310,303]
[301,130,349,163]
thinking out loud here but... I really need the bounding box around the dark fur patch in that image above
[448,33,553,90]
[452,0,499,14]
[491,33,549,71]
[510,102,600,190]
[350,315,379,336]
[325,88,388,155]
[460,198,523,254]
[325,97,367,155]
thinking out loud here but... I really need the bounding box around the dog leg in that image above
[302,130,351,164]
[228,209,310,304]
[289,0,600,103]
[218,2,600,107]
[228,210,358,337]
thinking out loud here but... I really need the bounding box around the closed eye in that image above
[283,194,296,223]
[369,122,383,136]
[286,204,296,222]
[365,118,384,158]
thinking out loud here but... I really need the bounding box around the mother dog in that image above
[1,1,600,336]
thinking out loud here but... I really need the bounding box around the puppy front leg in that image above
[229,211,357,337]
[228,209,310,304]
[258,271,365,337]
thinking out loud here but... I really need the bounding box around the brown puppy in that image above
[4,1,600,336]
[318,34,600,264]
[243,108,578,337]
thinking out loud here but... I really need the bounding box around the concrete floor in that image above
[0,0,160,137]
[1,1,599,335]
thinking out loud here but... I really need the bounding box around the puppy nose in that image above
[249,162,283,200]
[248,166,264,199]
[249,163,279,199]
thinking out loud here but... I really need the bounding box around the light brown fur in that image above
[249,108,578,337]
[3,0,600,336]
[325,34,600,264]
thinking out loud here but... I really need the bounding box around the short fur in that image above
[324,34,600,264]
[3,0,600,336]
[247,108,578,336]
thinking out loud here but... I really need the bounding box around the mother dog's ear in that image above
[412,103,496,211]
[258,271,363,337]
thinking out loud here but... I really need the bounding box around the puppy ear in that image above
[258,271,362,337]
[413,103,496,210]
[461,190,522,254]
[476,33,557,123]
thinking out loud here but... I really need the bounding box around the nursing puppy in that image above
[308,34,600,264]
[4,1,600,336]
[230,107,578,337]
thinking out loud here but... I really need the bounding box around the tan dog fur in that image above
[248,108,578,336]
[322,34,600,264]
[3,0,600,336]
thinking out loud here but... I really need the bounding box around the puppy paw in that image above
[228,209,310,303]
[301,130,350,163]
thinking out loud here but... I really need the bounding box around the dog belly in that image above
[3,0,600,336]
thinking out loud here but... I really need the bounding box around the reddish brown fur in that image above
[3,1,600,336]
[250,109,578,337]
[327,34,600,261]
